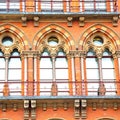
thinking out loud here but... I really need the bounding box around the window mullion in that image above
[52,57,56,82]
[98,58,103,82]
[5,56,9,82]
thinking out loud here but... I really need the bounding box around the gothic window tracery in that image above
[0,35,22,96]
[39,36,69,96]
[85,35,116,96]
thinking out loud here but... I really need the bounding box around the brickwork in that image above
[0,0,119,120]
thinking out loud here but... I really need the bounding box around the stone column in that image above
[3,54,10,96]
[96,50,106,96]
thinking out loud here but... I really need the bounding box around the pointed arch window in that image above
[8,49,21,95]
[40,49,52,96]
[86,49,99,96]
[86,47,116,96]
[0,50,5,96]
[56,48,69,95]
[102,48,116,95]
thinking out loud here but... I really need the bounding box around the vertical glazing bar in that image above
[5,57,9,82]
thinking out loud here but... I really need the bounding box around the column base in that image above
[51,82,58,96]
[98,82,106,96]
[3,83,10,96]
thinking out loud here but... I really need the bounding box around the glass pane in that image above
[104,83,116,95]
[87,49,95,56]
[56,69,68,79]
[40,58,52,68]
[2,37,13,46]
[57,49,66,56]
[0,70,5,80]
[87,83,99,96]
[93,36,103,46]
[102,58,114,68]
[9,0,20,11]
[102,69,115,79]
[11,50,20,56]
[41,0,51,11]
[52,0,63,11]
[96,0,106,11]
[0,0,6,11]
[86,58,98,68]
[0,58,5,68]
[87,69,99,79]
[8,69,21,80]
[40,69,52,79]
[84,0,94,11]
[9,58,21,68]
[56,58,68,68]
[48,37,58,46]
[103,49,112,56]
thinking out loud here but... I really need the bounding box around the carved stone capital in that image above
[21,50,39,58]
[69,50,86,58]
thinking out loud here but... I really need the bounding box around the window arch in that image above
[56,48,69,96]
[85,37,116,96]
[40,48,52,96]
[86,48,99,96]
[102,48,116,95]
[8,49,21,95]
[0,50,5,96]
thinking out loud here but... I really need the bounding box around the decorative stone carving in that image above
[13,103,18,111]
[69,50,86,58]
[24,100,30,120]
[103,102,107,111]
[21,16,27,27]
[113,102,118,110]
[67,17,73,27]
[42,103,47,111]
[92,102,97,111]
[33,16,39,27]
[2,104,7,112]
[63,102,68,111]
[79,17,85,27]
[81,99,87,119]
[74,99,80,119]
[112,16,118,27]
[22,50,39,58]
[53,102,57,111]
[31,100,36,120]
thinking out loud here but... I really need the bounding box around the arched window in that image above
[0,50,5,96]
[8,49,21,95]
[86,48,99,96]
[56,48,69,95]
[40,49,52,96]
[86,46,116,96]
[102,48,116,95]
